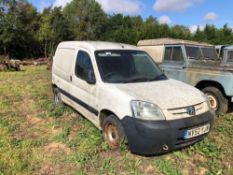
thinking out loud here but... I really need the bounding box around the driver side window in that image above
[75,50,95,81]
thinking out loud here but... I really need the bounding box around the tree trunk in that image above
[44,40,47,58]
[3,46,6,55]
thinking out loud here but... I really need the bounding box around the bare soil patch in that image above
[44,142,71,155]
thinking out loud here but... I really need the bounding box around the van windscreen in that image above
[95,50,166,83]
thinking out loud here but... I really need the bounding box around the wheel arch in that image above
[52,84,57,88]
[99,109,119,130]
[52,84,58,94]
[195,80,227,97]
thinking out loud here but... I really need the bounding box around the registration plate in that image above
[184,124,210,139]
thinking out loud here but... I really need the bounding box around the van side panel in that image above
[52,48,75,93]
[138,45,164,63]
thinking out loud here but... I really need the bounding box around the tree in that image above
[38,7,73,57]
[0,0,39,59]
[102,14,143,44]
[141,16,160,39]
[158,24,170,38]
[63,0,107,40]
[194,26,207,42]
[37,8,53,58]
[1,0,233,59]
[203,25,217,44]
[170,25,191,40]
[102,14,124,41]
[218,24,233,44]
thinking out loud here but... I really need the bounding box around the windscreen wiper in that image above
[123,77,150,83]
[151,74,167,81]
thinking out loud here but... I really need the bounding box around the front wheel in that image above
[202,87,228,114]
[102,115,125,150]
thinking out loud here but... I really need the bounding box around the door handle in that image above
[70,75,73,82]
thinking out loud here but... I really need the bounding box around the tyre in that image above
[53,87,63,105]
[102,115,125,150]
[202,86,228,114]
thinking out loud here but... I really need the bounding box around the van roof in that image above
[57,41,138,51]
[138,38,213,47]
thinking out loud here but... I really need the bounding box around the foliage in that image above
[0,0,39,58]
[63,0,107,40]
[38,7,73,57]
[0,0,233,59]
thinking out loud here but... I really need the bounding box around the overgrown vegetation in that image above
[1,0,233,59]
[0,66,233,174]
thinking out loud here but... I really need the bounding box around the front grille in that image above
[166,102,206,120]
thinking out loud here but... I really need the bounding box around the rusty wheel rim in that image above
[104,122,120,149]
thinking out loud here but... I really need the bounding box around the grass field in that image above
[0,66,233,175]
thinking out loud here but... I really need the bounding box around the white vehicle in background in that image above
[52,41,214,155]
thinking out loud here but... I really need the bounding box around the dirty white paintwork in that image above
[109,79,205,109]
[52,41,209,129]
[138,45,164,63]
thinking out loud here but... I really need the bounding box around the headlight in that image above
[131,100,165,120]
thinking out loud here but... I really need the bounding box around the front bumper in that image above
[121,111,215,155]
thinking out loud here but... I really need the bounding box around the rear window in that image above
[185,46,218,60]
[164,46,184,61]
[185,46,202,59]
[202,47,218,60]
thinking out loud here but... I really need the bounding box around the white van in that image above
[52,41,214,155]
